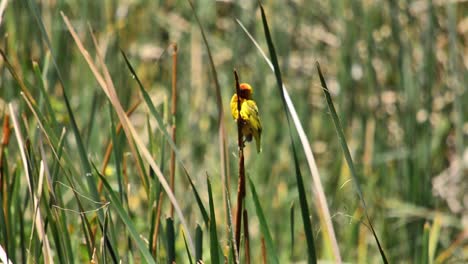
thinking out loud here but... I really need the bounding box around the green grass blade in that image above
[248,176,279,264]
[119,50,187,176]
[182,231,194,264]
[207,177,220,264]
[258,4,317,263]
[186,174,209,226]
[316,62,388,263]
[32,62,58,128]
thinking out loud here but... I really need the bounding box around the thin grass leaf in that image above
[422,222,430,264]
[108,104,124,202]
[85,91,100,148]
[248,176,279,264]
[290,202,295,259]
[98,208,119,264]
[182,231,194,264]
[32,61,58,128]
[224,184,238,264]
[186,173,209,226]
[119,50,190,179]
[316,62,388,263]
[257,5,317,263]
[428,214,441,264]
[148,192,158,255]
[207,177,220,264]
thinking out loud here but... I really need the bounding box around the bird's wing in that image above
[240,100,261,130]
[241,100,262,152]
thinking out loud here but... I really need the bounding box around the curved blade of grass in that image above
[290,202,295,259]
[316,62,388,263]
[256,5,317,263]
[422,222,430,264]
[236,16,339,263]
[32,61,58,128]
[248,176,279,264]
[186,173,209,226]
[94,166,156,264]
[182,231,194,264]
[108,104,124,202]
[428,214,441,264]
[207,177,220,264]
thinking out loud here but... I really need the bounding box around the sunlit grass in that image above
[0,0,466,263]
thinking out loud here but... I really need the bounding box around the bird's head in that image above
[239,83,253,99]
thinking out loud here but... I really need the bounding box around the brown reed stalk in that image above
[1,114,11,221]
[98,99,141,193]
[0,114,10,175]
[169,43,178,218]
[243,209,251,264]
[261,237,267,264]
[233,70,245,256]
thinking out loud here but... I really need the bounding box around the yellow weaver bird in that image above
[230,83,262,153]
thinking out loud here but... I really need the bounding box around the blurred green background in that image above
[0,0,467,263]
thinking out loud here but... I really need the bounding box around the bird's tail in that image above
[255,133,262,153]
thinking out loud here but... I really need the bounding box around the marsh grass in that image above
[0,0,466,263]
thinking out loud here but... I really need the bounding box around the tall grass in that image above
[0,1,466,263]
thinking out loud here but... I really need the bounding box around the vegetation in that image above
[0,0,466,263]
